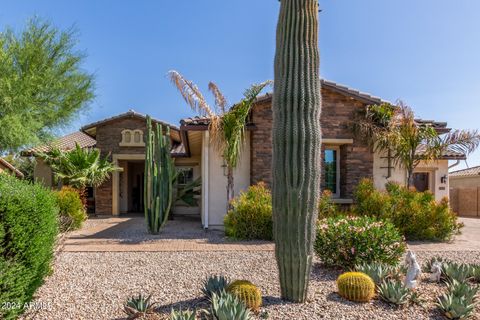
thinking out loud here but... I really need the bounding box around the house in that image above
[449,166,480,217]
[0,158,24,178]
[27,80,464,229]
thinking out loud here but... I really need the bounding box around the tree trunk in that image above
[226,166,234,211]
[272,0,322,302]
[406,168,414,188]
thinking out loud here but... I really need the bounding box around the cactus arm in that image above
[272,0,322,302]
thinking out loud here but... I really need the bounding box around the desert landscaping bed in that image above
[20,250,480,320]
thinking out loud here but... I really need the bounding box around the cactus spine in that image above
[272,0,322,302]
[227,280,262,311]
[337,272,375,302]
[144,116,174,234]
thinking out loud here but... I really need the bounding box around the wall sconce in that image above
[441,175,448,184]
[221,159,228,176]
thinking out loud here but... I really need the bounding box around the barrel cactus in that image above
[337,272,375,302]
[144,115,175,234]
[272,0,322,302]
[227,280,262,311]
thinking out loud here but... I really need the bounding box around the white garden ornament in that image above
[430,262,442,282]
[404,251,422,289]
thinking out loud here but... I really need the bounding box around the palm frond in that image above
[430,129,480,157]
[208,81,227,114]
[168,70,215,117]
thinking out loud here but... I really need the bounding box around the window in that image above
[119,129,145,147]
[413,172,430,192]
[324,147,340,197]
[176,167,194,186]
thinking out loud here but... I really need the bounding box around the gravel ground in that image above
[74,217,227,244]
[19,251,480,320]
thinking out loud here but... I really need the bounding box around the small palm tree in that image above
[168,70,270,208]
[355,102,480,187]
[39,143,117,199]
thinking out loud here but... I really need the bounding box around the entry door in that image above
[413,172,430,192]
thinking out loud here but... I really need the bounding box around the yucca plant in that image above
[210,291,252,320]
[202,275,230,299]
[123,293,156,319]
[437,293,476,320]
[446,280,479,303]
[443,263,474,283]
[170,308,196,320]
[355,262,395,286]
[378,280,411,306]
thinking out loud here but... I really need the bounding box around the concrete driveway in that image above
[408,217,480,251]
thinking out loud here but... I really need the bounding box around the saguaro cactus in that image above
[144,116,175,234]
[272,0,322,302]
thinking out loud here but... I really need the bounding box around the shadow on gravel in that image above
[156,296,209,313]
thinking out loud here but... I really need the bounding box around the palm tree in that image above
[39,143,117,200]
[355,102,480,187]
[168,70,270,208]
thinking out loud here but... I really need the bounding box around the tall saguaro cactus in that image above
[144,116,175,234]
[272,0,322,302]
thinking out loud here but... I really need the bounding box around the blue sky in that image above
[2,1,480,170]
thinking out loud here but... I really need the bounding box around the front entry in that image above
[114,155,146,215]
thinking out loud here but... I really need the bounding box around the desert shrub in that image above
[56,186,87,231]
[315,215,405,268]
[224,182,272,240]
[353,179,462,241]
[0,174,58,319]
[318,190,341,218]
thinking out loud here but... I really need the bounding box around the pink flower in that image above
[351,247,355,254]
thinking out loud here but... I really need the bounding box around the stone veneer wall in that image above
[93,117,173,214]
[250,87,374,199]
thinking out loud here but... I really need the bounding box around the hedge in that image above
[0,174,58,319]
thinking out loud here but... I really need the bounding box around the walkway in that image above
[407,217,480,251]
[63,216,274,252]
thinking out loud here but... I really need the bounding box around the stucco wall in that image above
[202,131,250,229]
[34,158,53,187]
[450,176,480,189]
[373,151,450,201]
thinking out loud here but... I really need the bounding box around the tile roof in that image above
[0,158,24,178]
[416,145,466,160]
[450,166,480,177]
[181,80,450,134]
[22,131,97,156]
[81,109,179,132]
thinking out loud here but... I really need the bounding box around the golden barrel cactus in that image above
[227,280,262,310]
[337,272,375,302]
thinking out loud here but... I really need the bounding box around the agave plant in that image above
[446,280,479,303]
[210,291,252,320]
[355,262,394,286]
[437,293,476,320]
[123,293,156,319]
[423,256,451,273]
[378,280,411,306]
[202,275,230,299]
[170,308,196,320]
[443,263,474,283]
[470,264,480,283]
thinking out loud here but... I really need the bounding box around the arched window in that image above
[119,129,145,147]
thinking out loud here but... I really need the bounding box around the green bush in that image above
[56,186,87,231]
[314,215,406,268]
[0,174,59,319]
[318,190,341,218]
[353,179,462,241]
[224,182,272,240]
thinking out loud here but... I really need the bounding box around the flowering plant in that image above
[314,215,406,268]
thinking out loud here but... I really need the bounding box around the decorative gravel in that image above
[20,251,480,320]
